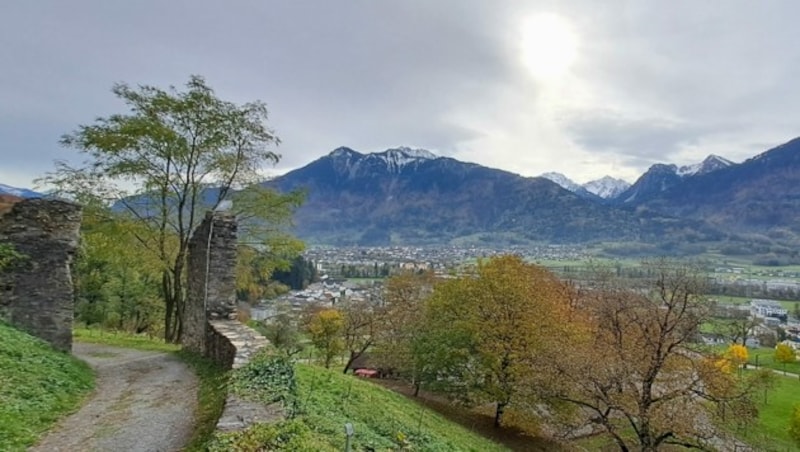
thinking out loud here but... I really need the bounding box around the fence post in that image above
[344,422,354,452]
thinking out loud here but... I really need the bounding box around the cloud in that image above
[2,1,800,187]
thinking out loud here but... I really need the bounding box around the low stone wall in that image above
[207,320,269,370]
[207,320,278,432]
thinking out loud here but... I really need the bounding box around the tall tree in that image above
[340,293,385,374]
[42,76,301,342]
[306,308,345,369]
[548,260,756,450]
[373,271,436,393]
[420,255,574,427]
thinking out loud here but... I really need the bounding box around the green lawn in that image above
[748,347,800,375]
[0,322,94,451]
[73,327,180,352]
[736,372,800,450]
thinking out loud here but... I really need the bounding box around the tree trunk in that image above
[413,381,421,397]
[494,401,506,428]
[163,271,175,342]
[343,351,358,374]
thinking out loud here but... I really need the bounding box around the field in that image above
[748,347,800,375]
[735,372,800,450]
[0,322,94,451]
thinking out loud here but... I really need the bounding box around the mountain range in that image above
[539,172,631,201]
[0,184,42,199]
[6,138,800,253]
[264,147,728,247]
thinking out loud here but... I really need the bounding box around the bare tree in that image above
[547,260,747,451]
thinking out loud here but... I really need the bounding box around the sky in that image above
[2,1,800,189]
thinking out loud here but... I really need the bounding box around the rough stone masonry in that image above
[0,198,82,351]
[183,210,239,355]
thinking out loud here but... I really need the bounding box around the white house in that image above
[750,299,788,318]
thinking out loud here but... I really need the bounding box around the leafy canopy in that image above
[43,75,301,342]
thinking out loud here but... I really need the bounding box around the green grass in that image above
[735,372,800,450]
[73,327,180,352]
[215,363,508,451]
[748,347,800,375]
[180,350,228,452]
[0,322,95,451]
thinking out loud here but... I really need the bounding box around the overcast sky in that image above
[3,1,800,188]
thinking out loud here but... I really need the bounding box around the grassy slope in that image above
[736,373,800,450]
[0,322,94,451]
[296,364,507,451]
[217,363,508,451]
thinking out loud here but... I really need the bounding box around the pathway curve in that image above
[32,342,198,452]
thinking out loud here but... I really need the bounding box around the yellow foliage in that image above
[726,344,748,366]
[775,343,797,365]
[714,357,733,374]
[307,309,345,368]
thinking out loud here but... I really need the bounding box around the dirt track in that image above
[32,342,198,452]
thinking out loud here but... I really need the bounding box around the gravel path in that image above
[32,342,199,452]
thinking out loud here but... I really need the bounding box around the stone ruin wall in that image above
[182,210,274,431]
[0,198,82,351]
[184,210,240,354]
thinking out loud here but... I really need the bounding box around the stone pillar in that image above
[0,199,82,351]
[183,211,238,354]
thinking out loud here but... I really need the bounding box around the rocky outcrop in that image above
[0,198,82,351]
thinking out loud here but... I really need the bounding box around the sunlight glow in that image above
[520,13,578,80]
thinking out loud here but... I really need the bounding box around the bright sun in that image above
[520,13,578,80]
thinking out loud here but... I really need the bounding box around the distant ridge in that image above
[265,146,722,246]
[0,183,42,199]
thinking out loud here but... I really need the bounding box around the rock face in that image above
[183,211,239,355]
[0,199,82,351]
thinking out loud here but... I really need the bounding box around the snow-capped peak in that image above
[329,147,362,158]
[582,176,631,199]
[371,147,438,171]
[677,154,734,177]
[539,172,581,192]
[0,183,41,198]
[384,146,437,160]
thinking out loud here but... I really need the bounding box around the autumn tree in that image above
[306,308,345,368]
[420,255,574,427]
[548,260,741,450]
[339,290,389,374]
[235,244,298,303]
[775,342,796,375]
[372,271,436,393]
[42,76,302,342]
[726,343,749,374]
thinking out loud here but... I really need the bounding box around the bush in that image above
[229,352,297,416]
